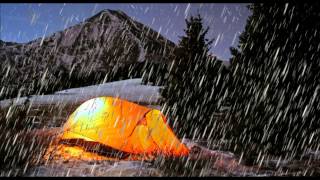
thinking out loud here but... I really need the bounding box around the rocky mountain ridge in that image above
[0,9,177,100]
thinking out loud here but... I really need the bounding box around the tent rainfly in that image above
[61,97,189,156]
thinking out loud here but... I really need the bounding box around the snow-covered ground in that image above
[0,78,162,110]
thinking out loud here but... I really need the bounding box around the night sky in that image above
[0,3,251,60]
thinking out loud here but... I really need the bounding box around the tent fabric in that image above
[61,97,189,156]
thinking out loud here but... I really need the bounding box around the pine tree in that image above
[228,3,320,161]
[162,14,224,139]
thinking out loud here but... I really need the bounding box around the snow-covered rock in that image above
[0,78,162,109]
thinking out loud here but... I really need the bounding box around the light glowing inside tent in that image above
[61,97,189,157]
[72,97,107,124]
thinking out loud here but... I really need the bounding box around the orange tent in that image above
[60,97,189,156]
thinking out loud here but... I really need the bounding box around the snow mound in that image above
[0,78,162,109]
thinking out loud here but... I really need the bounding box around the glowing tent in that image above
[60,97,189,156]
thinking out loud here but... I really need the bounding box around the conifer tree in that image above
[162,14,224,138]
[229,3,320,160]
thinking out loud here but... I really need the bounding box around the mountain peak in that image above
[85,9,131,23]
[0,9,176,98]
[94,9,126,16]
